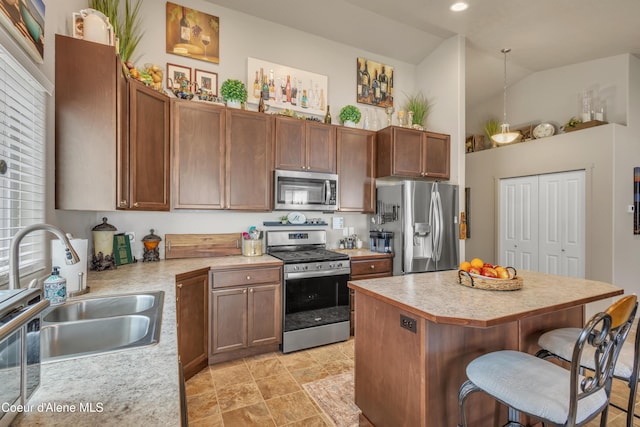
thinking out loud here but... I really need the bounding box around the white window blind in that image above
[0,45,47,286]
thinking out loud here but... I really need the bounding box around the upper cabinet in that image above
[55,35,170,211]
[226,109,274,211]
[336,127,376,213]
[274,116,336,173]
[172,100,226,209]
[376,126,450,180]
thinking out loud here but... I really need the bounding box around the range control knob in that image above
[316,264,322,270]
[303,265,309,271]
[336,262,343,268]
[328,263,335,269]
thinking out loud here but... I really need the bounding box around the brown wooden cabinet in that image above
[377,126,450,180]
[349,254,393,335]
[336,127,376,213]
[210,266,282,364]
[226,109,274,210]
[274,116,336,173]
[172,100,225,209]
[55,34,170,211]
[123,80,171,210]
[176,268,209,381]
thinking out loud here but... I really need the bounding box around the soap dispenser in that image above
[44,266,67,306]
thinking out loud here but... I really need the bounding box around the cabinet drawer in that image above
[212,267,281,288]
[350,258,392,276]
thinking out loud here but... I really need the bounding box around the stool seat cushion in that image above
[466,350,608,425]
[538,327,634,379]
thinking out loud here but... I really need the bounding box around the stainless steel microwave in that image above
[274,170,338,211]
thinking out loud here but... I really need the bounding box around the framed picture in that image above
[194,69,218,96]
[357,57,393,108]
[247,57,329,118]
[166,2,220,64]
[166,63,191,89]
[0,0,45,63]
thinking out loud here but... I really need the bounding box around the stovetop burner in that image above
[268,248,349,264]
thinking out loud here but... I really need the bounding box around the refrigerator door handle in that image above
[435,190,444,260]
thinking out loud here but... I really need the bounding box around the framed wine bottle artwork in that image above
[166,2,220,64]
[357,57,394,109]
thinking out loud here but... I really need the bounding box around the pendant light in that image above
[491,48,520,145]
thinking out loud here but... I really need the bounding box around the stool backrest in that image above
[567,295,637,425]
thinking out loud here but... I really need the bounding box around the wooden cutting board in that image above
[165,233,242,259]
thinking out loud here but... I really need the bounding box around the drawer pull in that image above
[370,265,375,269]
[249,288,253,293]
[246,275,251,280]
[177,283,183,288]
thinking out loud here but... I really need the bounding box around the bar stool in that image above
[457,295,637,427]
[537,307,640,427]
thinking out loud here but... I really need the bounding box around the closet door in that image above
[538,171,585,278]
[499,176,539,270]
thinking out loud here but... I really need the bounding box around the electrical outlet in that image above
[125,231,135,242]
[400,314,417,333]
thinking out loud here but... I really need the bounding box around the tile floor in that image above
[186,338,640,426]
[186,339,355,426]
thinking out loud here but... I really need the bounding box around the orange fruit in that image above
[459,261,471,272]
[470,258,484,269]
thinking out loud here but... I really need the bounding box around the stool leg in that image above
[458,380,480,427]
[627,376,638,427]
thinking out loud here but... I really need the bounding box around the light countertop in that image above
[334,249,392,258]
[348,269,624,327]
[14,255,282,426]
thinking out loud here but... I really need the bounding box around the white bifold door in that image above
[499,170,585,278]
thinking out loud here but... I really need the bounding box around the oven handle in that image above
[0,299,49,341]
[324,180,331,205]
[285,269,350,280]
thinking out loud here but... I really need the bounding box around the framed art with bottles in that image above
[166,2,220,64]
[357,57,394,109]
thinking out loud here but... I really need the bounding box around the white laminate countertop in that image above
[14,255,282,426]
[348,269,624,327]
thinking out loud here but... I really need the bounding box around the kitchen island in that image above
[14,255,282,426]
[348,270,624,427]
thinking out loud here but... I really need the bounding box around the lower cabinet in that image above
[349,255,393,335]
[176,268,209,381]
[210,266,282,364]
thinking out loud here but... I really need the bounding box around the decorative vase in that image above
[344,120,356,128]
[226,100,242,109]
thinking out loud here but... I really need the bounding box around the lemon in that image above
[459,261,471,272]
[470,258,484,269]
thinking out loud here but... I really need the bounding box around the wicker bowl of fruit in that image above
[457,258,522,291]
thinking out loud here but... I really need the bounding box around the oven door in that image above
[274,170,338,211]
[283,273,349,333]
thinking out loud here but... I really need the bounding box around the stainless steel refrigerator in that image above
[373,181,459,275]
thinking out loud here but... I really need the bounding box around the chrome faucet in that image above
[9,223,80,290]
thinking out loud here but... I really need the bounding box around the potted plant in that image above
[484,118,500,148]
[339,105,361,127]
[90,0,144,63]
[280,215,289,224]
[403,91,431,129]
[220,79,248,108]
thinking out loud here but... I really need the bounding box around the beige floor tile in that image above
[282,414,333,426]
[209,358,246,371]
[189,412,224,427]
[221,402,276,427]
[265,390,319,426]
[246,356,289,380]
[278,351,319,371]
[187,389,219,420]
[211,363,254,389]
[217,381,263,413]
[306,344,348,364]
[186,368,214,396]
[255,372,302,400]
[289,364,331,385]
[324,357,354,375]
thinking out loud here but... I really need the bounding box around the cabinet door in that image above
[423,132,450,180]
[172,101,225,209]
[274,116,305,171]
[248,284,281,347]
[128,81,170,210]
[306,122,336,173]
[392,127,424,177]
[176,270,209,380]
[337,127,375,212]
[226,109,273,210]
[211,287,247,354]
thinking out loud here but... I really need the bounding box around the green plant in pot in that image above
[484,118,500,148]
[339,105,361,127]
[90,0,144,63]
[403,91,431,128]
[220,79,248,108]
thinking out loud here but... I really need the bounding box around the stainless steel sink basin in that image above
[40,291,164,362]
[43,293,157,322]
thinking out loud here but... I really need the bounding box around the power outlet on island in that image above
[400,314,417,333]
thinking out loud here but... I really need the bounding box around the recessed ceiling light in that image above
[450,2,468,12]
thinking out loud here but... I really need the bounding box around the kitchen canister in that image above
[91,217,117,271]
[44,266,67,306]
[52,235,88,296]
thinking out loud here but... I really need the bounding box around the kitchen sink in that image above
[40,291,164,362]
[43,293,158,322]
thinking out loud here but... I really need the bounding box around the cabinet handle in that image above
[249,288,253,293]
[177,283,183,288]
[243,289,247,294]
[301,166,305,170]
[119,200,127,207]
[307,166,311,170]
[370,265,375,269]
[246,275,251,280]
[133,202,139,208]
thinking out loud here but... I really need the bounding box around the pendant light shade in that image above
[491,48,520,145]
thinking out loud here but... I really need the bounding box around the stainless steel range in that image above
[267,230,350,353]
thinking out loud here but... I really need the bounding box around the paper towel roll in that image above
[51,238,88,294]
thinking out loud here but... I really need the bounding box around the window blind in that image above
[0,45,47,286]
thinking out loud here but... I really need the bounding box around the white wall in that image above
[466,54,631,143]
